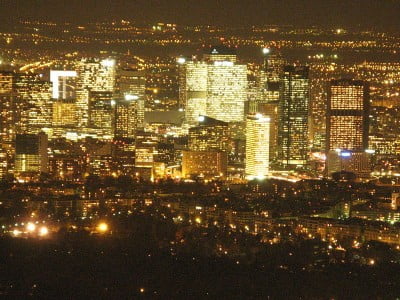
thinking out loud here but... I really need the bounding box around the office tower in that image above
[115,69,146,138]
[278,66,310,167]
[179,60,208,125]
[0,71,14,145]
[182,116,229,179]
[245,114,270,180]
[248,49,283,163]
[179,47,247,125]
[88,91,114,135]
[260,47,284,103]
[15,132,48,175]
[52,100,78,127]
[257,101,278,161]
[206,60,247,123]
[13,74,52,134]
[75,58,116,127]
[0,149,7,178]
[326,79,370,178]
[327,80,369,151]
[188,116,229,152]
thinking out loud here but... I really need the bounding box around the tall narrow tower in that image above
[278,66,309,168]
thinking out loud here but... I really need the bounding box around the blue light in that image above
[340,152,351,157]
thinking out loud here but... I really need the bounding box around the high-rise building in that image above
[115,69,146,138]
[0,71,14,145]
[188,116,229,152]
[179,47,247,125]
[278,66,310,167]
[182,115,229,179]
[245,114,270,180]
[179,60,208,125]
[257,101,279,162]
[88,91,114,134]
[259,47,284,103]
[326,80,369,151]
[13,73,52,134]
[75,58,116,127]
[206,60,247,123]
[326,79,370,178]
[52,100,77,127]
[15,132,48,175]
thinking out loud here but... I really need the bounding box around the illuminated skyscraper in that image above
[179,47,247,125]
[326,79,370,178]
[245,114,270,179]
[260,47,284,103]
[188,116,229,152]
[326,79,369,151]
[76,58,116,127]
[88,91,114,136]
[115,69,146,138]
[52,100,77,127]
[0,71,14,145]
[248,48,283,163]
[257,101,279,161]
[179,60,208,125]
[12,74,52,134]
[182,115,229,179]
[206,60,247,123]
[278,66,310,167]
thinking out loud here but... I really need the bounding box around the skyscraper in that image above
[260,47,284,103]
[115,69,146,138]
[179,60,208,125]
[179,47,247,125]
[326,79,370,178]
[326,79,369,151]
[88,91,114,136]
[188,116,229,152]
[245,114,270,179]
[182,115,229,179]
[278,66,310,168]
[206,59,247,123]
[75,58,116,127]
[13,73,52,134]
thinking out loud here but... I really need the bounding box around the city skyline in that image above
[1,2,400,298]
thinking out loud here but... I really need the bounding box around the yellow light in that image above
[140,288,145,293]
[26,223,36,232]
[369,259,375,265]
[97,222,108,232]
[12,229,21,236]
[39,226,49,236]
[195,217,201,224]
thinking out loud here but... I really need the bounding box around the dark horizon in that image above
[1,0,400,30]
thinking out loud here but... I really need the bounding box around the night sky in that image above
[1,0,400,29]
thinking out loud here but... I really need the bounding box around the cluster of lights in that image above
[124,94,139,101]
[213,61,234,67]
[11,222,49,237]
